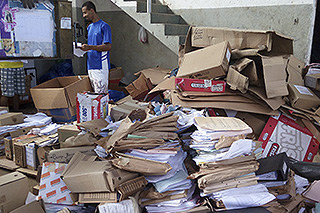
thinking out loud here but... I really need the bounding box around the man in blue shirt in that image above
[81,1,112,94]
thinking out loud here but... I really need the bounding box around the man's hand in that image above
[21,0,38,9]
[80,44,91,51]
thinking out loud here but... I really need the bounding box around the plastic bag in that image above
[138,26,148,43]
[286,157,320,182]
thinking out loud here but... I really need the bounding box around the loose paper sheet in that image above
[195,117,251,131]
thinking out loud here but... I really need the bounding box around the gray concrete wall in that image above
[173,4,315,62]
[73,7,178,84]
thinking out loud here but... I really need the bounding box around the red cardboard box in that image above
[259,114,319,162]
[175,78,226,93]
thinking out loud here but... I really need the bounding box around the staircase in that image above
[111,0,189,55]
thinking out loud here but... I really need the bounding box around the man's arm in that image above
[80,43,112,52]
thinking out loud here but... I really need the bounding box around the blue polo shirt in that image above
[87,19,112,70]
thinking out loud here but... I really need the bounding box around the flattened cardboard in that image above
[4,138,13,160]
[112,153,172,175]
[117,176,148,201]
[0,172,29,213]
[46,146,95,163]
[177,41,231,79]
[288,84,320,109]
[302,180,320,202]
[226,67,249,93]
[147,77,176,96]
[248,87,285,111]
[77,118,108,137]
[190,27,293,54]
[171,92,278,116]
[30,76,92,110]
[259,114,320,162]
[0,113,24,126]
[109,67,124,91]
[135,67,170,85]
[262,56,288,98]
[235,112,269,138]
[286,55,304,85]
[305,73,320,91]
[61,152,138,193]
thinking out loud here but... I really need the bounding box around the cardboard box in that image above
[125,73,154,101]
[175,78,225,93]
[12,134,39,167]
[46,146,95,164]
[226,67,249,93]
[38,107,76,123]
[109,67,124,91]
[76,93,109,123]
[0,172,29,213]
[177,41,231,79]
[30,76,92,122]
[288,84,320,109]
[189,26,293,54]
[259,114,320,162]
[0,113,24,126]
[38,162,74,205]
[10,200,45,213]
[61,152,138,193]
[305,73,320,91]
[58,125,81,143]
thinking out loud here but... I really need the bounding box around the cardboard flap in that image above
[135,67,171,85]
[248,86,285,110]
[78,192,117,204]
[65,76,92,108]
[77,119,108,137]
[302,180,320,202]
[232,58,259,86]
[262,55,288,98]
[31,88,69,109]
[109,67,124,81]
[286,55,304,85]
[226,67,249,93]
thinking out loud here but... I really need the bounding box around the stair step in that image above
[179,35,186,45]
[137,2,174,14]
[165,24,190,36]
[151,13,186,24]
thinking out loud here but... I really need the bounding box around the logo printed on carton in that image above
[46,190,57,199]
[50,178,61,187]
[41,172,50,180]
[211,84,224,92]
[267,143,279,157]
[61,185,68,193]
[39,184,46,191]
[55,166,65,174]
[57,196,67,204]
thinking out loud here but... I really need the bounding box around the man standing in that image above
[81,1,112,94]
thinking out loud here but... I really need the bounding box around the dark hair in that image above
[82,1,96,13]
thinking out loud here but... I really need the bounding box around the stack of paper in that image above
[126,146,198,212]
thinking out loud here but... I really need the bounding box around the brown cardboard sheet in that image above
[190,27,293,55]
[134,67,171,85]
[226,67,249,93]
[177,41,231,79]
[112,153,172,175]
[262,56,288,98]
[171,92,278,115]
[286,55,305,85]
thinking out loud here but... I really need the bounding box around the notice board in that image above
[0,0,57,58]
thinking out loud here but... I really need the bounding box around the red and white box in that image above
[76,92,109,123]
[37,162,73,204]
[175,78,225,93]
[259,114,319,162]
